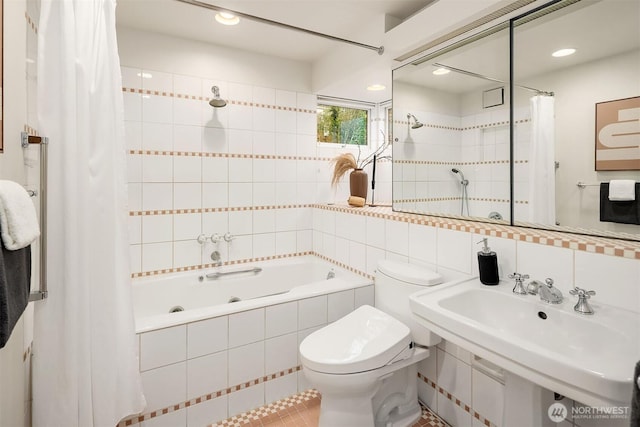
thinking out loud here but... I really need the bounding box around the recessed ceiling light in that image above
[367,84,386,91]
[432,68,450,76]
[552,48,576,58]
[215,11,240,26]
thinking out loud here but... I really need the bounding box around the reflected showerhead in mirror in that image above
[407,113,424,129]
[451,168,469,185]
[209,86,227,108]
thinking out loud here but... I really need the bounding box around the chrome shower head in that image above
[407,113,424,129]
[209,86,227,108]
[451,168,468,185]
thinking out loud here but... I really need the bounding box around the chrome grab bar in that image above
[205,266,262,280]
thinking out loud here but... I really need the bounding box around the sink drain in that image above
[169,306,185,313]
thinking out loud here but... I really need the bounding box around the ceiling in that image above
[115,0,433,63]
[394,0,640,95]
[114,0,516,102]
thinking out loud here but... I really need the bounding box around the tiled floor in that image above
[210,389,449,427]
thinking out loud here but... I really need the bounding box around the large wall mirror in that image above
[392,0,640,241]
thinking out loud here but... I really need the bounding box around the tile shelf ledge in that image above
[313,203,640,260]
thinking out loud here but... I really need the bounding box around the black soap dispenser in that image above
[477,238,499,286]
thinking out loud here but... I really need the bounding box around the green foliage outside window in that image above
[317,104,368,145]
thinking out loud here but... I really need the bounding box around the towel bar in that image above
[22,132,49,302]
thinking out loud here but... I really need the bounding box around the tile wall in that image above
[120,284,374,427]
[314,204,639,427]
[392,105,521,222]
[121,66,391,277]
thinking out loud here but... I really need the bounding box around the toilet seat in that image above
[300,305,412,375]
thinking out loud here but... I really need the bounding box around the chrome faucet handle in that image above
[223,232,234,242]
[197,234,208,244]
[210,233,222,244]
[569,287,596,315]
[545,278,554,287]
[508,273,529,295]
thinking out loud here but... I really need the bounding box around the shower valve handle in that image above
[210,233,222,244]
[223,232,234,242]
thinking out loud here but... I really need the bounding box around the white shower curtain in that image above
[33,0,146,426]
[528,95,556,225]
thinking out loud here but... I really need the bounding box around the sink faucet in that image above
[527,278,563,304]
[569,287,596,315]
[508,272,529,295]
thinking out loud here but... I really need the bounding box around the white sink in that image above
[409,277,640,408]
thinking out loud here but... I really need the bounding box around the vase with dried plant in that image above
[330,132,392,203]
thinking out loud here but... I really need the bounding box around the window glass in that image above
[317,104,368,145]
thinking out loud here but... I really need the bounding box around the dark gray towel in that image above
[633,361,640,427]
[600,183,640,225]
[0,237,31,349]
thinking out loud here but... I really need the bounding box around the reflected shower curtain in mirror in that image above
[528,95,556,225]
[33,0,146,425]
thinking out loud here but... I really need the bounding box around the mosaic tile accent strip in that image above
[394,197,519,204]
[313,253,374,281]
[122,87,316,114]
[418,373,495,427]
[392,118,529,131]
[129,204,313,217]
[315,204,640,260]
[131,251,312,278]
[118,366,303,427]
[127,149,330,162]
[24,11,38,34]
[210,389,450,427]
[394,159,513,166]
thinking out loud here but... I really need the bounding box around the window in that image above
[317,103,368,146]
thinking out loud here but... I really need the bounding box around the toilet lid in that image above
[299,305,412,374]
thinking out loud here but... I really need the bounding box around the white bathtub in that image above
[133,255,372,333]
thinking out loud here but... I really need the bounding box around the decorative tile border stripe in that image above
[131,251,312,278]
[129,204,313,217]
[24,11,38,34]
[210,388,320,427]
[122,87,316,114]
[395,159,514,166]
[393,118,530,132]
[313,252,373,281]
[313,204,640,260]
[394,198,526,205]
[118,366,304,427]
[418,373,496,427]
[127,149,331,161]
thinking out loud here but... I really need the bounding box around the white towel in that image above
[608,180,636,201]
[0,180,40,250]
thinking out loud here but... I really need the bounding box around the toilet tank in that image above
[375,260,443,346]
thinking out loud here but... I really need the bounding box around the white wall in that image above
[0,0,36,425]
[518,50,640,233]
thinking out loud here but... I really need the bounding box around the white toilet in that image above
[299,260,444,427]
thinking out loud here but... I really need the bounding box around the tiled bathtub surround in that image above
[122,66,392,277]
[122,283,374,427]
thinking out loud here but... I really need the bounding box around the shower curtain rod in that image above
[175,0,385,55]
[433,63,554,96]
